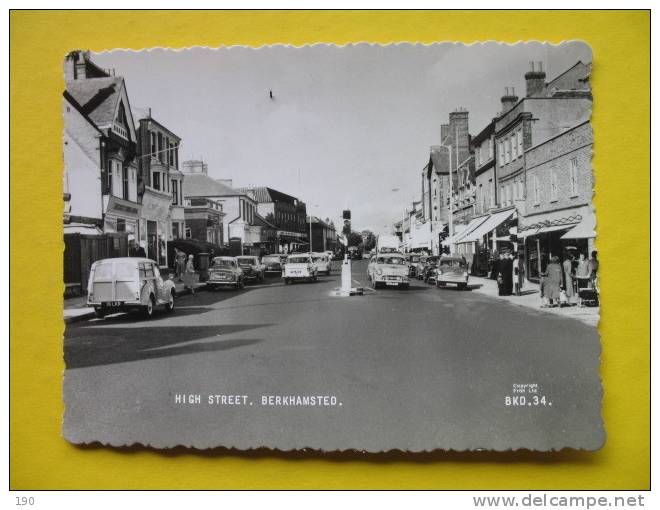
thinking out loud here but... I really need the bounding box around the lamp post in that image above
[308,204,319,255]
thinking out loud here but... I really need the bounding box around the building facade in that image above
[183,197,225,246]
[135,115,183,266]
[307,217,337,253]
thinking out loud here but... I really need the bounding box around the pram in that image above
[576,276,599,307]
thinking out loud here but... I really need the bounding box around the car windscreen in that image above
[379,247,397,253]
[237,257,256,264]
[377,256,405,265]
[440,259,465,267]
[262,256,280,262]
[410,256,420,262]
[212,259,234,268]
[288,257,309,264]
[312,257,326,262]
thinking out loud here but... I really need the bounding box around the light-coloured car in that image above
[262,254,287,274]
[312,253,332,275]
[87,257,176,319]
[436,256,470,290]
[207,256,244,290]
[283,254,318,284]
[236,255,265,283]
[367,253,410,289]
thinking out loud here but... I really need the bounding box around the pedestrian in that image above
[184,254,196,295]
[175,248,187,282]
[575,252,591,306]
[562,252,575,306]
[496,252,505,295]
[545,256,563,307]
[539,269,548,307]
[490,250,500,281]
[499,252,514,296]
[588,250,599,287]
[514,253,525,296]
[135,240,147,258]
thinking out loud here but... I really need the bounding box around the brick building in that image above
[520,120,594,281]
[183,197,224,246]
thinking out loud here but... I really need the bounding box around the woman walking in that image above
[184,254,196,295]
[545,256,563,307]
[575,252,591,306]
[562,252,575,306]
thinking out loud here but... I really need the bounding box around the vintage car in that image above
[236,255,265,283]
[207,256,244,290]
[367,253,410,289]
[262,254,287,275]
[422,256,440,283]
[312,253,332,275]
[436,256,470,290]
[283,254,318,284]
[87,257,176,319]
[408,253,421,278]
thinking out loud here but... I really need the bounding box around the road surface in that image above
[63,259,604,451]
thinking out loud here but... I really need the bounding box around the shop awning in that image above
[458,208,514,243]
[561,209,596,239]
[64,223,103,235]
[522,223,576,238]
[442,215,489,246]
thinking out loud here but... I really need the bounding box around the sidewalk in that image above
[470,276,599,328]
[63,280,206,323]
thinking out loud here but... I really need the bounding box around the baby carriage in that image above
[577,275,599,307]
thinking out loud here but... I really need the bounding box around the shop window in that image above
[569,157,579,196]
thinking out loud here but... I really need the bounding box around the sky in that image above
[92,42,591,233]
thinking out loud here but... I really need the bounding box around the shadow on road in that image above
[64,324,270,369]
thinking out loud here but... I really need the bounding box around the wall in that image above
[63,101,103,221]
[525,122,593,216]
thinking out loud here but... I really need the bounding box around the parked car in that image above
[312,253,332,275]
[367,253,410,289]
[87,257,176,319]
[422,256,440,283]
[262,254,287,275]
[207,256,244,290]
[283,254,318,284]
[408,253,421,278]
[436,256,470,290]
[347,246,362,259]
[236,255,265,283]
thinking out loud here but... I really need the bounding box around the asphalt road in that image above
[63,259,604,451]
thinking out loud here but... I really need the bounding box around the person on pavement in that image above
[562,252,575,305]
[184,254,196,295]
[515,253,525,295]
[588,250,599,287]
[575,252,591,305]
[175,248,187,282]
[545,256,563,307]
[500,252,514,296]
[135,241,147,258]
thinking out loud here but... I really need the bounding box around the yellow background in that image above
[10,10,650,489]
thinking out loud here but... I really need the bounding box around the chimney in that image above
[525,61,546,97]
[448,108,470,166]
[500,86,519,113]
[64,50,85,81]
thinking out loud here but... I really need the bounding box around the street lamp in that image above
[308,204,319,255]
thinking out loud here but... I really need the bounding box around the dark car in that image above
[421,256,440,283]
[262,254,287,275]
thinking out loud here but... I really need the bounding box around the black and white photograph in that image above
[61,42,602,451]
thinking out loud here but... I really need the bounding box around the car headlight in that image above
[376,268,383,275]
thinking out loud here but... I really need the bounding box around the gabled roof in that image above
[254,212,277,229]
[235,186,301,205]
[65,76,137,141]
[183,173,250,199]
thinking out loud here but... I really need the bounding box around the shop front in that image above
[521,205,595,282]
[276,230,307,254]
[104,195,141,239]
[140,188,173,267]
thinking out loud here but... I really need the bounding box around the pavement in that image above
[62,259,604,452]
[469,276,600,328]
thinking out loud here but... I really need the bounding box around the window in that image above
[569,157,579,196]
[157,132,163,162]
[172,222,180,239]
[512,133,518,159]
[488,137,493,159]
[153,171,160,191]
[116,218,126,232]
[512,180,518,201]
[172,180,179,205]
[534,175,541,205]
[550,170,558,201]
[107,160,113,195]
[518,179,524,200]
[185,226,192,239]
[122,165,129,200]
[489,179,495,207]
[150,132,156,156]
[499,141,504,167]
[517,130,523,157]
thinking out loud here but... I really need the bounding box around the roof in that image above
[253,212,278,229]
[66,77,125,129]
[183,173,250,199]
[235,186,302,205]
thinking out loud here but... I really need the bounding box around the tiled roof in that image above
[66,77,124,129]
[183,173,248,198]
[235,186,302,205]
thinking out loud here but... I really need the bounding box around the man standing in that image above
[175,248,187,282]
[135,241,147,258]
